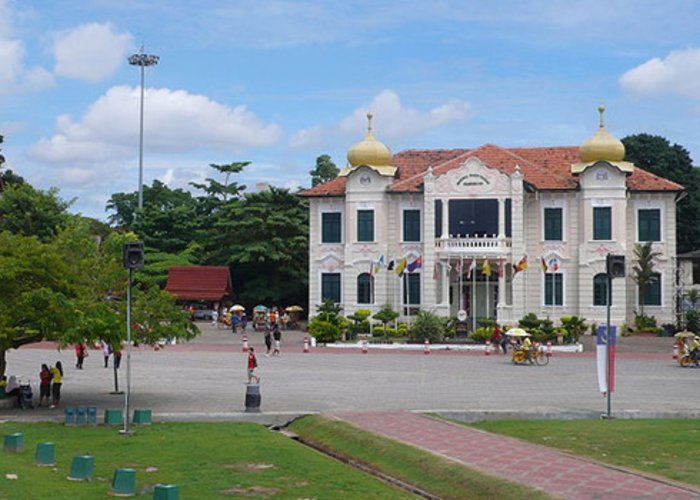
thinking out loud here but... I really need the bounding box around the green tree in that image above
[310,154,339,187]
[632,242,661,317]
[373,305,399,339]
[190,162,249,213]
[622,134,700,253]
[0,183,72,241]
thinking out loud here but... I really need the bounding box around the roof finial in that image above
[598,104,606,129]
[366,111,373,134]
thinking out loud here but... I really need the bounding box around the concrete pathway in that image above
[334,411,700,500]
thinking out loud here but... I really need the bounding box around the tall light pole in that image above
[128,46,159,211]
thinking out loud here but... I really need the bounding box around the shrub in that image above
[409,311,445,343]
[307,319,341,343]
[469,327,492,343]
[517,313,557,342]
[686,309,700,333]
[559,316,588,343]
[634,312,657,331]
[477,318,496,329]
[347,320,369,338]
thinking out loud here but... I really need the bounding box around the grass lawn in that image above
[289,415,550,500]
[470,419,700,487]
[0,421,413,499]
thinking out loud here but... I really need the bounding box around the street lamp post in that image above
[128,47,159,211]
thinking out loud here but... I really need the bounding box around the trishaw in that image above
[675,331,700,367]
[506,328,549,366]
[253,305,268,332]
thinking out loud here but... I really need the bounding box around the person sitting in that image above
[690,336,700,363]
[521,336,533,363]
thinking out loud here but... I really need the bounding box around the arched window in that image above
[593,273,608,306]
[357,273,372,304]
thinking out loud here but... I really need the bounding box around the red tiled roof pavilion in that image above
[165,266,232,301]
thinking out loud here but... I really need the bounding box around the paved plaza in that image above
[3,324,697,420]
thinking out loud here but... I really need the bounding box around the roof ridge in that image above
[391,149,475,189]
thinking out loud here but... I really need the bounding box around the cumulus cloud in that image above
[27,85,281,185]
[289,89,470,150]
[53,23,133,83]
[339,90,470,139]
[620,48,700,99]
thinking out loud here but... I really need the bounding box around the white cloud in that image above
[620,48,700,99]
[27,85,282,186]
[339,89,471,140]
[53,23,133,83]
[290,125,324,149]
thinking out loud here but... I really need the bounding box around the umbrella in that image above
[285,305,303,313]
[674,330,696,339]
[229,304,245,312]
[253,305,268,312]
[505,328,530,337]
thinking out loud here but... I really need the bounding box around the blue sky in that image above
[2,0,700,219]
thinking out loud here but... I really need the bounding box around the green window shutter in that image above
[404,210,421,242]
[593,273,609,306]
[322,213,341,243]
[357,210,374,242]
[544,208,562,241]
[544,273,563,306]
[593,207,611,240]
[638,209,660,242]
[642,273,662,306]
[357,273,372,304]
[321,273,341,302]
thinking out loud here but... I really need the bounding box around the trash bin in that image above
[245,383,261,413]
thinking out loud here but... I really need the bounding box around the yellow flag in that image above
[482,259,491,277]
[395,257,408,276]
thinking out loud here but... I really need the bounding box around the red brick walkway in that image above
[334,411,700,499]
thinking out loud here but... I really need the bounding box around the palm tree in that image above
[632,242,661,316]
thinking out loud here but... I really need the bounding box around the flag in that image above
[407,256,423,273]
[540,256,548,273]
[482,259,492,277]
[513,255,528,275]
[387,259,395,271]
[498,260,505,279]
[596,325,616,394]
[395,257,408,276]
[467,259,476,279]
[373,254,385,275]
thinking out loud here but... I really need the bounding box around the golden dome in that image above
[346,112,393,167]
[579,105,625,163]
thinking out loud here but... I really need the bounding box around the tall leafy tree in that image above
[0,183,72,241]
[623,134,700,253]
[190,162,249,213]
[310,154,339,187]
[201,186,309,307]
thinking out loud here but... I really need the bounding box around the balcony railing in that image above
[435,235,512,253]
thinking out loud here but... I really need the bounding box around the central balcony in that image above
[435,235,512,254]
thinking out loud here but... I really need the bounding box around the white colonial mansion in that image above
[299,108,683,327]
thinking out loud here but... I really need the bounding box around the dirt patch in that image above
[221,463,276,471]
[220,485,280,496]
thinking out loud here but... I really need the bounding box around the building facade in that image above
[299,109,684,327]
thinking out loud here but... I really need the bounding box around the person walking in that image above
[75,342,87,369]
[50,361,63,408]
[113,343,122,369]
[231,313,239,334]
[101,340,111,368]
[264,326,272,357]
[39,364,52,406]
[272,324,282,356]
[241,315,248,332]
[247,347,260,383]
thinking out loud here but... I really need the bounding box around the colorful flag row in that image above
[370,255,423,277]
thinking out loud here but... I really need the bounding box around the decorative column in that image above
[497,198,505,239]
[441,198,449,239]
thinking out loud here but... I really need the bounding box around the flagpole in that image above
[459,255,463,318]
[486,270,490,320]
[472,259,476,332]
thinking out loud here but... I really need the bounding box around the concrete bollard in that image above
[485,340,491,355]
[35,442,56,466]
[153,484,179,500]
[244,383,261,413]
[110,468,136,496]
[303,336,310,353]
[361,339,368,354]
[67,455,94,481]
[673,343,679,360]
[241,335,249,352]
[133,409,152,425]
[423,338,430,354]
[64,407,76,425]
[3,433,24,453]
[546,341,553,357]
[87,406,98,424]
[76,406,87,425]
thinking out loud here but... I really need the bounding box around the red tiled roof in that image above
[165,266,232,301]
[298,145,683,196]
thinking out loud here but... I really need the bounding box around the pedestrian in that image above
[241,315,248,332]
[272,323,282,356]
[491,324,507,354]
[50,361,63,408]
[264,326,272,356]
[101,340,111,368]
[113,344,122,369]
[231,313,239,334]
[247,347,260,383]
[212,308,219,326]
[75,342,87,369]
[39,364,52,406]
